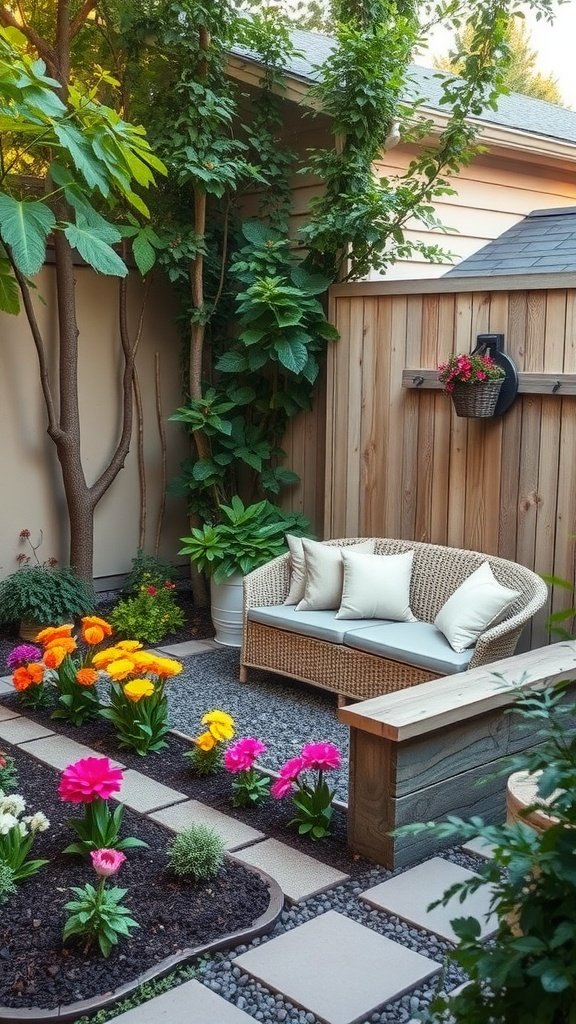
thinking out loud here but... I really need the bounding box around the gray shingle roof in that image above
[231,28,576,145]
[444,207,576,276]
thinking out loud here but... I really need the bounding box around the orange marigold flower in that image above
[194,731,216,752]
[81,615,112,635]
[46,636,76,655]
[43,646,70,669]
[82,625,107,646]
[13,662,44,691]
[106,657,136,681]
[76,668,98,687]
[35,624,74,646]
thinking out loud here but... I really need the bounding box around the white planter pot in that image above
[210,574,244,647]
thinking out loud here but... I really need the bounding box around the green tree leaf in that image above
[64,224,128,277]
[0,195,55,275]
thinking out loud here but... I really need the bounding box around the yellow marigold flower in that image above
[106,657,136,681]
[154,657,183,678]
[92,648,126,669]
[116,640,143,652]
[202,710,235,743]
[76,668,98,687]
[131,652,160,674]
[194,730,216,752]
[36,624,74,646]
[124,678,155,702]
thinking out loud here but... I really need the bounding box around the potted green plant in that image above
[399,681,576,1023]
[437,352,505,418]
[179,498,308,646]
[0,531,95,639]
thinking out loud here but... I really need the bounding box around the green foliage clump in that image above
[399,681,576,1024]
[167,825,225,882]
[0,566,95,625]
[180,496,308,583]
[0,752,18,793]
[0,862,17,906]
[109,584,184,645]
[122,550,176,596]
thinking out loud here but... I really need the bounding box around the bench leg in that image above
[239,665,248,683]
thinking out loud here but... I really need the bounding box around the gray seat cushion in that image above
[343,621,474,675]
[248,605,378,643]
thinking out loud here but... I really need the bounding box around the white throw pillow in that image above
[296,538,375,611]
[336,550,417,621]
[284,534,307,605]
[434,561,521,653]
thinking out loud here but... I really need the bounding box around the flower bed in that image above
[0,741,277,1018]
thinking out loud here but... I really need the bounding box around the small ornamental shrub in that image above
[0,752,18,793]
[0,862,17,905]
[167,825,225,882]
[122,550,176,595]
[0,531,95,624]
[109,583,184,646]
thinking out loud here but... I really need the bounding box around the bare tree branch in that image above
[69,0,98,40]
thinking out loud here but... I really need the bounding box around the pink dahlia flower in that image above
[91,848,126,878]
[271,776,296,800]
[300,742,341,771]
[224,737,268,774]
[277,755,305,781]
[7,644,42,670]
[58,757,123,804]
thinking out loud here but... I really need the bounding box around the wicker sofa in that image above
[240,538,548,702]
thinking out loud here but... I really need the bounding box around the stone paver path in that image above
[0,644,496,1024]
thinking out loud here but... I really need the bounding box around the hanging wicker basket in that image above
[450,380,504,418]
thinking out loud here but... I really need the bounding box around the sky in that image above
[420,1,576,108]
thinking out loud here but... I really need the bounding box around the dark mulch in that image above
[0,742,271,1011]
[1,694,371,878]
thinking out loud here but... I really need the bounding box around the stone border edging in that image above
[0,864,284,1024]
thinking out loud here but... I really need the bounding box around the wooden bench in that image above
[338,642,576,869]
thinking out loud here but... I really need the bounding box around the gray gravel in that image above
[165,647,351,801]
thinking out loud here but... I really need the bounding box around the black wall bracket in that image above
[471,333,518,417]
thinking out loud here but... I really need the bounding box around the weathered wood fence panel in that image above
[324,276,576,648]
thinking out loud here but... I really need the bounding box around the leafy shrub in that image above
[0,565,95,625]
[0,862,16,905]
[122,550,176,596]
[167,825,225,881]
[109,584,184,645]
[0,752,18,793]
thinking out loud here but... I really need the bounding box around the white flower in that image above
[18,820,28,837]
[27,811,50,833]
[0,812,19,835]
[0,794,25,817]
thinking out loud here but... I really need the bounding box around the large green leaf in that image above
[0,195,54,275]
[0,257,19,314]
[132,231,156,276]
[274,337,308,374]
[241,219,279,246]
[64,224,128,277]
[53,122,110,196]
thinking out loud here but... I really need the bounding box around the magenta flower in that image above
[300,742,341,772]
[58,757,123,804]
[90,848,126,878]
[224,737,268,774]
[271,776,297,800]
[278,755,305,781]
[7,644,42,670]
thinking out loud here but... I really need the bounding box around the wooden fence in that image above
[321,273,576,649]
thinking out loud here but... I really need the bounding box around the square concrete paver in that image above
[149,799,264,850]
[231,838,349,902]
[158,639,219,656]
[0,716,53,744]
[107,979,256,1023]
[22,735,124,771]
[361,857,497,943]
[462,836,497,859]
[235,910,440,1024]
[0,705,21,721]
[114,769,188,813]
[0,677,13,694]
